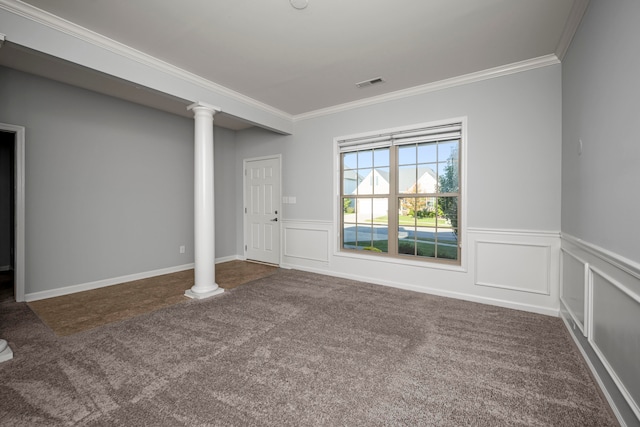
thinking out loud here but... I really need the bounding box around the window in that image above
[339,121,462,264]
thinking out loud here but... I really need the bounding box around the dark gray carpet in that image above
[0,269,617,426]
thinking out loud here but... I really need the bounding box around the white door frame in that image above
[243,154,282,265]
[0,123,25,302]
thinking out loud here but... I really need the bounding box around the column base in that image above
[0,339,13,363]
[185,287,225,300]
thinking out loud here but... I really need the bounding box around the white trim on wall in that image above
[24,263,194,302]
[0,0,290,121]
[281,220,561,317]
[216,255,242,265]
[282,220,330,263]
[281,220,333,268]
[467,227,560,238]
[560,313,626,426]
[561,234,640,425]
[555,0,591,60]
[295,56,560,122]
[562,233,640,281]
[283,259,560,317]
[474,240,552,295]
[588,266,640,421]
[0,0,571,133]
[23,256,241,302]
[0,0,292,134]
[559,248,589,336]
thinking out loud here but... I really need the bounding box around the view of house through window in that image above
[339,122,462,264]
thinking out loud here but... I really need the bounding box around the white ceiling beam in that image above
[0,0,293,134]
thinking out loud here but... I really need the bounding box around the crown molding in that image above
[555,0,590,61]
[293,54,561,122]
[1,0,567,129]
[0,0,292,123]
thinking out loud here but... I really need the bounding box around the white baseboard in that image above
[280,262,560,317]
[278,225,560,316]
[25,263,196,302]
[560,311,627,427]
[215,255,243,264]
[561,235,640,425]
[24,255,245,302]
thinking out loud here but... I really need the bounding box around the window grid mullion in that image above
[339,122,461,264]
[387,147,398,255]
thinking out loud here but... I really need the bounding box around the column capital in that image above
[187,101,221,115]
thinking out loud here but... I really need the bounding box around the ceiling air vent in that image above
[356,77,385,88]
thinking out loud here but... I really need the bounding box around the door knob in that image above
[270,218,278,222]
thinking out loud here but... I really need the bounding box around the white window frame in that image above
[333,117,468,272]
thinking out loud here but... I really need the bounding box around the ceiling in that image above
[0,0,582,130]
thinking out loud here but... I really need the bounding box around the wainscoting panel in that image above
[282,220,331,263]
[475,239,551,295]
[589,267,640,421]
[317,227,560,316]
[560,249,587,335]
[561,234,640,424]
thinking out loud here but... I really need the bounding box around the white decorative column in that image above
[185,102,224,300]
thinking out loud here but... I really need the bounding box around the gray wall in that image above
[562,0,640,260]
[232,64,562,317]
[561,1,640,425]
[236,64,562,230]
[213,125,238,259]
[0,66,237,295]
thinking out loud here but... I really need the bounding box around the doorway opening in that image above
[0,131,15,303]
[0,123,25,302]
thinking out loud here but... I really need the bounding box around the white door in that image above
[244,156,281,265]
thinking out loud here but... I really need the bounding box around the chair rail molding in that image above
[560,233,640,425]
